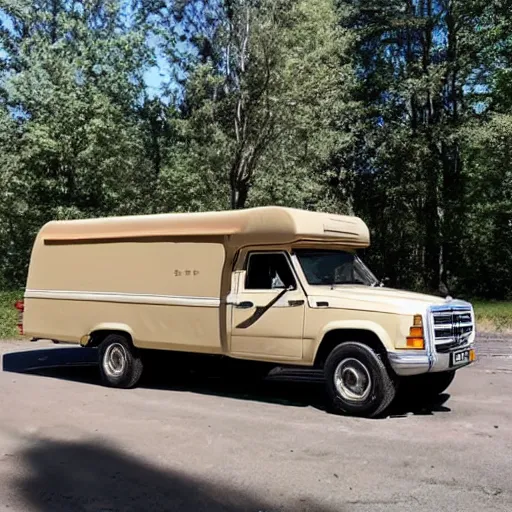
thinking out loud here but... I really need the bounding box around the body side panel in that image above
[24,238,227,352]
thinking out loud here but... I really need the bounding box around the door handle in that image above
[236,301,254,309]
[288,299,304,307]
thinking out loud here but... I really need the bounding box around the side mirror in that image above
[273,284,295,291]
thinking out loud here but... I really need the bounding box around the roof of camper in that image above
[40,207,370,248]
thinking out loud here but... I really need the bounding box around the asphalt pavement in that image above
[0,336,511,512]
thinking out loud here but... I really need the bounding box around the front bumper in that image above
[388,345,475,376]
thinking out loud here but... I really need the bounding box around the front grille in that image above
[431,307,474,353]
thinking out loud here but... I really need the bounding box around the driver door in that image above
[230,251,306,360]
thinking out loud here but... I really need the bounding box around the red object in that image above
[14,299,24,335]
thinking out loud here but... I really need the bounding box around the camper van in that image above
[19,207,476,417]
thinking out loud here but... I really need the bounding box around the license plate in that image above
[450,348,475,367]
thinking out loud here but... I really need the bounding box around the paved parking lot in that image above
[0,337,511,512]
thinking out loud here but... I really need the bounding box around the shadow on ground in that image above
[387,393,451,418]
[2,347,451,418]
[9,436,339,512]
[2,346,98,383]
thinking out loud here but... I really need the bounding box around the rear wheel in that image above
[98,333,143,388]
[324,342,397,418]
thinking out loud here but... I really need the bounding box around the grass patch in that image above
[0,291,23,339]
[473,301,512,332]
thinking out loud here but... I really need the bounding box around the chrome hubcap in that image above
[334,358,372,402]
[103,343,127,377]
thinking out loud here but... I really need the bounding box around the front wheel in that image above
[98,333,143,388]
[324,342,397,418]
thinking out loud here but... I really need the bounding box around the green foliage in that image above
[331,0,512,298]
[0,291,23,339]
[459,115,512,299]
[0,0,161,286]
[157,0,344,210]
[0,0,511,301]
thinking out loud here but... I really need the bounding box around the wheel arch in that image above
[82,323,135,348]
[313,323,392,369]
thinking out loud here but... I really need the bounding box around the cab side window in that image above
[245,253,296,290]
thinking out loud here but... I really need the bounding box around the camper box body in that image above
[24,207,369,363]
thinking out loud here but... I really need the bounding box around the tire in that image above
[98,333,143,388]
[403,370,456,399]
[324,342,397,418]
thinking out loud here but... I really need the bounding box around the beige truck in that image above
[19,207,476,417]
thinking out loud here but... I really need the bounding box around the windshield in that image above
[294,249,379,287]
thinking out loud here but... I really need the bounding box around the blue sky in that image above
[144,62,167,97]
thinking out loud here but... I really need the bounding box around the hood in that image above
[308,285,454,315]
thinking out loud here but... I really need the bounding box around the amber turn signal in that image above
[409,326,423,337]
[407,314,425,349]
[406,337,425,349]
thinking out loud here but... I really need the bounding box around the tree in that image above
[334,0,512,294]
[0,0,154,287]
[456,0,512,298]
[1,0,511,299]
[153,0,344,210]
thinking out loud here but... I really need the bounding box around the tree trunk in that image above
[421,0,441,291]
[441,6,463,289]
